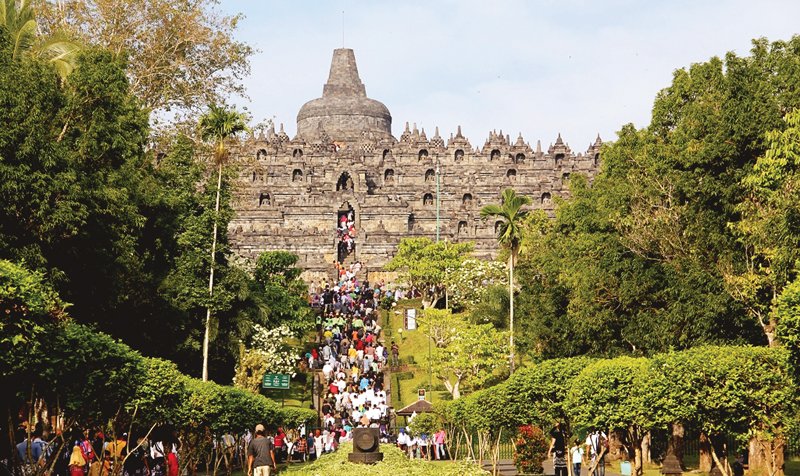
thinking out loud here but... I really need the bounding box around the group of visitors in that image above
[302,259,403,459]
[548,422,608,476]
[337,211,356,261]
[13,424,179,476]
[395,427,447,460]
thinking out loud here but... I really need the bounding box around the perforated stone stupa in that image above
[229,48,602,282]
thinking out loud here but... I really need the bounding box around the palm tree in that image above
[198,104,248,381]
[0,0,79,78]
[480,188,531,374]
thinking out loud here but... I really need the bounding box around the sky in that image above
[218,0,800,149]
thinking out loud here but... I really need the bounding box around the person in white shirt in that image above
[585,429,607,476]
[397,429,409,455]
[571,440,584,476]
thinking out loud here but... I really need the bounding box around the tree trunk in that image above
[634,445,643,476]
[750,436,785,476]
[641,431,651,465]
[608,431,626,461]
[667,422,685,468]
[508,253,515,374]
[202,162,223,382]
[444,379,461,400]
[699,432,713,473]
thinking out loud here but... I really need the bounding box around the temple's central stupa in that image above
[229,49,602,283]
[296,49,392,144]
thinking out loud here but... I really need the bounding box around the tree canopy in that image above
[385,238,473,308]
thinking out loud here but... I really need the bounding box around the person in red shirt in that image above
[273,428,286,464]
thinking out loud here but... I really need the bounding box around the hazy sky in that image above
[218,0,800,149]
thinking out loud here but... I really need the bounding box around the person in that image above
[69,444,87,476]
[585,429,607,476]
[732,455,745,476]
[122,436,148,476]
[397,428,409,455]
[548,422,568,476]
[102,433,126,476]
[247,424,276,476]
[273,428,286,464]
[313,429,324,459]
[570,439,584,476]
[390,341,399,367]
[294,435,306,462]
[434,428,447,460]
[17,429,46,465]
[149,435,168,476]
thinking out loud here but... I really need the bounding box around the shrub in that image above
[513,425,548,475]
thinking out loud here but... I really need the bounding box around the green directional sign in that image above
[262,373,291,389]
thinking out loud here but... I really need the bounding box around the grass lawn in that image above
[384,299,452,409]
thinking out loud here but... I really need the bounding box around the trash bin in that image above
[620,461,632,476]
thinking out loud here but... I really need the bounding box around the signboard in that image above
[262,373,291,389]
[418,388,426,401]
[406,308,417,330]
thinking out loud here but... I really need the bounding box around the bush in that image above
[408,412,440,437]
[394,371,414,380]
[513,425,548,475]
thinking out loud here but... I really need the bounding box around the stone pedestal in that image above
[349,427,383,464]
[348,452,384,463]
[661,454,682,475]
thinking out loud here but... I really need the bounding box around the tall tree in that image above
[734,110,800,346]
[419,310,508,399]
[0,0,79,78]
[37,0,253,121]
[197,104,247,381]
[480,188,531,373]
[385,238,473,309]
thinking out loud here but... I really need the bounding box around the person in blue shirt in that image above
[16,429,46,464]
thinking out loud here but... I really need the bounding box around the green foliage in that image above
[504,357,595,432]
[385,238,473,308]
[39,321,147,421]
[440,346,798,470]
[733,109,800,344]
[513,37,800,357]
[420,311,508,399]
[0,259,66,349]
[480,188,533,255]
[254,251,313,332]
[0,0,80,77]
[567,357,649,434]
[408,412,440,437]
[282,441,487,476]
[198,104,248,165]
[776,278,800,376]
[446,258,506,313]
[646,346,798,442]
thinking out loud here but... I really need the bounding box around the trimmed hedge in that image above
[2,260,316,437]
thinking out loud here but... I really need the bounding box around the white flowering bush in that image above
[446,259,507,311]
[233,324,299,392]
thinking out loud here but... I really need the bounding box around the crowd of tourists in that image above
[305,260,397,453]
[12,424,180,476]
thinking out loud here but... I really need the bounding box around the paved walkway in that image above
[480,460,622,476]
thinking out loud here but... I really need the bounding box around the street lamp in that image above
[435,156,440,243]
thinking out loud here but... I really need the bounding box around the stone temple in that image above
[229,48,602,282]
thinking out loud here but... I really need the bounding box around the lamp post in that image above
[435,157,440,243]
